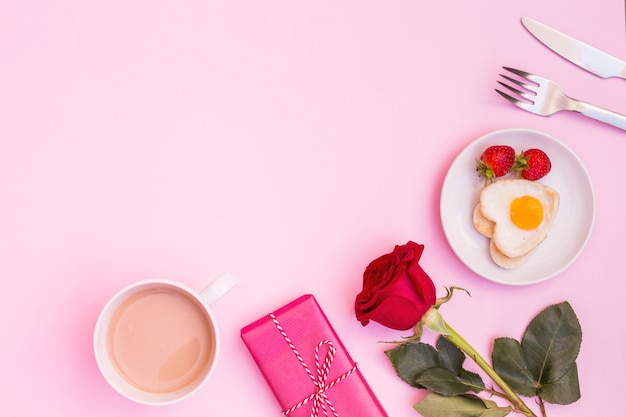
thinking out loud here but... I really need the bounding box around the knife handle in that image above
[576,101,626,131]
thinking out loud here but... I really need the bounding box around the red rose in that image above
[355,241,437,331]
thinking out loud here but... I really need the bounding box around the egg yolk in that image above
[510,196,544,230]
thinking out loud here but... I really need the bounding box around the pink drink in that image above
[106,287,216,393]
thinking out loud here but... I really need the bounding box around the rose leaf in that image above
[415,367,484,396]
[385,342,439,388]
[539,362,581,405]
[521,301,582,384]
[492,337,537,397]
[436,336,484,392]
[459,368,485,393]
[414,393,512,417]
[436,336,464,374]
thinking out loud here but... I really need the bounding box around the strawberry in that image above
[514,148,552,181]
[476,145,516,183]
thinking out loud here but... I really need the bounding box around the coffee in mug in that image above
[94,272,235,405]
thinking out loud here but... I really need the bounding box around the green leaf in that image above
[414,393,512,417]
[437,336,464,374]
[478,397,505,410]
[539,362,581,405]
[437,336,484,392]
[385,343,439,388]
[459,368,485,393]
[492,337,537,397]
[415,367,483,396]
[522,302,582,385]
[386,337,483,393]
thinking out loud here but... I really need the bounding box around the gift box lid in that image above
[241,294,388,417]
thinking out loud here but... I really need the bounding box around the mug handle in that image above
[200,272,237,306]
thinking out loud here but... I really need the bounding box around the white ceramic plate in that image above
[440,128,595,285]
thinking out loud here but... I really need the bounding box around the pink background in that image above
[1,1,624,416]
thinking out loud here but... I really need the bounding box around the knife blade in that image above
[521,16,626,79]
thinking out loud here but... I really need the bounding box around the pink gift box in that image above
[241,294,388,417]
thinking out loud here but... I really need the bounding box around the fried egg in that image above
[478,179,559,259]
[473,203,535,269]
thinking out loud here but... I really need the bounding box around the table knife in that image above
[521,16,626,79]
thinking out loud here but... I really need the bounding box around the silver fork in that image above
[496,67,626,131]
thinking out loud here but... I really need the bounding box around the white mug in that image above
[93,272,236,405]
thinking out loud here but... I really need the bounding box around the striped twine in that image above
[269,312,358,417]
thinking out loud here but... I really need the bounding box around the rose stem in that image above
[442,322,538,417]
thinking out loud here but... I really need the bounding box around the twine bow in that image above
[269,312,358,417]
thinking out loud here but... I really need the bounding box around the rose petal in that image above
[366,296,422,331]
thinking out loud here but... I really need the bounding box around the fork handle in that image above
[576,101,626,131]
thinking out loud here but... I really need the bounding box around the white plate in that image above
[440,128,595,285]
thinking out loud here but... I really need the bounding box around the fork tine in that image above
[502,66,531,78]
[497,80,535,101]
[497,79,526,96]
[499,73,534,90]
[494,89,529,108]
[502,66,541,85]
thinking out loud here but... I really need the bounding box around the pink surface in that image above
[0,1,624,416]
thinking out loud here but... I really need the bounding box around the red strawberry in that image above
[514,148,552,181]
[476,145,516,183]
